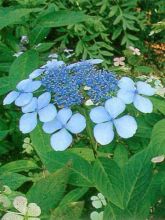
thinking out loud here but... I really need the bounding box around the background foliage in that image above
[0,0,165,219]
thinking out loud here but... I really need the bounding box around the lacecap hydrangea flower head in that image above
[3,58,155,151]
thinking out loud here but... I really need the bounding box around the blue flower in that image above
[117,77,155,113]
[29,60,64,79]
[41,60,118,107]
[67,59,103,69]
[90,97,137,145]
[3,79,41,107]
[19,92,57,133]
[43,108,86,151]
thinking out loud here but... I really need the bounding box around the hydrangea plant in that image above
[3,58,155,152]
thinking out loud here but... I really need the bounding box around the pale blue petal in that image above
[66,113,86,134]
[86,59,103,64]
[15,93,33,107]
[105,97,125,119]
[38,104,57,122]
[43,118,62,134]
[43,60,64,70]
[90,106,111,123]
[16,79,32,91]
[19,112,37,133]
[94,122,114,145]
[136,81,155,96]
[29,69,43,79]
[22,97,37,113]
[23,80,41,92]
[114,115,137,138]
[51,128,72,151]
[133,94,153,113]
[57,108,72,125]
[3,91,20,105]
[117,89,134,104]
[37,92,51,109]
[118,77,135,90]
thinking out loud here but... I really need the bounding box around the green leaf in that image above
[31,125,93,187]
[103,203,124,220]
[109,6,118,18]
[35,42,54,52]
[0,42,14,62]
[113,15,122,25]
[0,172,32,190]
[29,27,50,46]
[151,96,165,115]
[60,187,88,205]
[123,150,152,212]
[148,119,165,156]
[27,167,69,214]
[114,144,128,168]
[0,160,38,173]
[112,28,122,40]
[50,201,84,220]
[0,130,10,140]
[134,65,153,74]
[92,158,124,209]
[0,7,35,29]
[0,76,11,95]
[36,11,89,27]
[9,50,39,88]
[68,148,95,162]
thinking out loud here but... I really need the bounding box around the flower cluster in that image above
[41,59,118,107]
[3,57,155,151]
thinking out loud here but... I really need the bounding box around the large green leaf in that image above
[103,119,165,219]
[31,125,93,187]
[0,8,35,29]
[9,50,39,88]
[36,10,89,27]
[26,167,69,214]
[148,119,165,156]
[92,157,125,209]
[0,172,32,190]
[0,160,38,173]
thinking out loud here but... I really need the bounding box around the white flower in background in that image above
[91,193,107,209]
[2,196,41,220]
[0,195,11,208]
[64,48,75,58]
[138,76,165,98]
[151,155,165,163]
[21,36,29,44]
[129,46,141,56]
[113,57,125,66]
[22,137,33,154]
[48,53,58,59]
[90,211,103,220]
[13,52,23,57]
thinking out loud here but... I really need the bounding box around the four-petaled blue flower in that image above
[43,108,86,151]
[90,97,137,145]
[117,77,155,113]
[3,79,41,106]
[20,92,57,133]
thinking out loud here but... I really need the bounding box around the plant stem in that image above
[77,106,98,158]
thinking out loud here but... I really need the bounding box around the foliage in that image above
[0,0,165,219]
